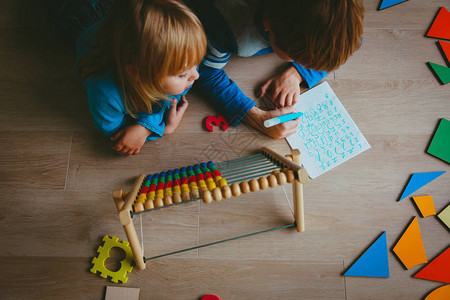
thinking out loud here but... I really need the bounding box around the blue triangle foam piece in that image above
[344,232,389,278]
[379,0,408,10]
[399,171,446,201]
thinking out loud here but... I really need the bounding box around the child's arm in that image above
[110,124,152,156]
[196,64,256,126]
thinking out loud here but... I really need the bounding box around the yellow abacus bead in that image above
[214,176,222,184]
[134,201,144,212]
[267,174,278,187]
[199,180,207,188]
[156,190,164,197]
[222,185,232,199]
[276,172,287,185]
[258,177,268,190]
[207,180,216,190]
[137,194,147,203]
[147,191,155,201]
[212,187,222,201]
[173,186,181,194]
[181,184,189,192]
[144,199,154,210]
[230,183,241,197]
[249,179,260,192]
[219,178,227,188]
[165,188,173,196]
[202,190,212,204]
[240,181,250,194]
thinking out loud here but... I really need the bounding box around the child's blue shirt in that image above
[76,21,188,141]
[190,0,328,126]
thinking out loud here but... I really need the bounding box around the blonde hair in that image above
[79,0,207,116]
[264,0,364,72]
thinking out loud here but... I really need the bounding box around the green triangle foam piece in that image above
[344,232,389,278]
[427,118,450,163]
[428,62,450,84]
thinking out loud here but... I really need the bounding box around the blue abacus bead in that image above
[200,162,207,168]
[207,161,214,166]
[174,169,180,174]
[180,167,187,173]
[167,170,173,176]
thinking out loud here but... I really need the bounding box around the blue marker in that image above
[263,112,303,128]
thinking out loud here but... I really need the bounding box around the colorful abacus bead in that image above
[155,172,166,207]
[187,166,200,199]
[194,164,208,192]
[207,161,222,184]
[172,169,182,203]
[146,173,159,208]
[201,162,216,191]
[180,167,191,201]
[164,171,173,205]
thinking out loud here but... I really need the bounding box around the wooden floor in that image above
[1,0,449,299]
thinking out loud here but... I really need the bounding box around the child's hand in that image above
[164,96,189,135]
[259,66,303,108]
[110,124,152,156]
[244,106,300,139]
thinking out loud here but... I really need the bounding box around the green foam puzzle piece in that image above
[427,118,450,163]
[428,62,450,84]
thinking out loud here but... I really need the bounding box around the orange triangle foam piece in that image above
[438,40,450,65]
[412,195,436,217]
[415,247,450,284]
[427,7,450,40]
[425,285,450,300]
[392,217,427,269]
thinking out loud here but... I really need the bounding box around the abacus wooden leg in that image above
[113,178,147,270]
[291,149,305,232]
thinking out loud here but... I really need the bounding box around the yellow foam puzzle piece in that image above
[437,204,450,230]
[412,195,436,217]
[392,217,427,270]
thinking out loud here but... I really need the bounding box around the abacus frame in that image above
[112,147,309,270]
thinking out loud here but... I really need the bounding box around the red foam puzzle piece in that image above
[205,116,228,132]
[426,7,450,40]
[438,40,450,65]
[414,246,450,284]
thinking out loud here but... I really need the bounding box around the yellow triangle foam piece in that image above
[412,195,436,217]
[392,217,427,269]
[437,204,450,230]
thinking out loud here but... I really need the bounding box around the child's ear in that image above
[125,64,138,78]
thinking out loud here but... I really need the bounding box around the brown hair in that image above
[79,0,206,116]
[264,0,364,72]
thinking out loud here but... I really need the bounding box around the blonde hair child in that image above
[77,0,206,155]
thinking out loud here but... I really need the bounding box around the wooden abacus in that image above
[112,147,310,270]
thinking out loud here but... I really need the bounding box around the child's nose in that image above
[189,69,199,81]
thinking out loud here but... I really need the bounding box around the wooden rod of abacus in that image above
[291,149,305,232]
[119,174,146,226]
[261,147,309,183]
[113,174,145,270]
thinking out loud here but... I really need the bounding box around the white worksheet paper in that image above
[286,81,371,178]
